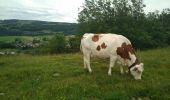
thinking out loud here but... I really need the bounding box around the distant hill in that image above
[0,19,77,36]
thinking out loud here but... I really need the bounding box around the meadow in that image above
[0,47,170,100]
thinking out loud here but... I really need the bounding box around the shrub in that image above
[48,33,66,54]
[14,38,22,44]
[42,37,48,41]
[68,36,81,52]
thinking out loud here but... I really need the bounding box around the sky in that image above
[0,0,170,23]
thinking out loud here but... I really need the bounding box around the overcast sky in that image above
[0,0,170,23]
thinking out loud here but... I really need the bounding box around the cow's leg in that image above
[108,56,117,76]
[84,61,87,69]
[84,54,92,73]
[120,66,124,74]
[83,57,87,69]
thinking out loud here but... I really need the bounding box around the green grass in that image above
[0,36,32,42]
[0,47,170,100]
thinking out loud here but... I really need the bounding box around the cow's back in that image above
[81,33,131,58]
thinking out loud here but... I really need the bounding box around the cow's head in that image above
[130,63,144,80]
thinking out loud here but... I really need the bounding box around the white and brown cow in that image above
[80,33,144,80]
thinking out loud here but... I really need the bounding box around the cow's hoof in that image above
[89,70,92,73]
[108,72,112,76]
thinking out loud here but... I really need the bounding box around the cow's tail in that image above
[80,44,82,52]
[80,41,82,53]
[80,34,86,53]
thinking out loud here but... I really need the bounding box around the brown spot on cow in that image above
[96,45,101,51]
[101,42,107,49]
[116,42,135,60]
[92,34,99,42]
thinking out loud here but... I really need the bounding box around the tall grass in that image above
[0,47,170,100]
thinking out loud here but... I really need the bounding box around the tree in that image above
[77,0,145,35]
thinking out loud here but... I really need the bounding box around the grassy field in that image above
[0,47,170,100]
[0,36,32,42]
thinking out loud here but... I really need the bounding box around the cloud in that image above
[0,0,84,22]
[0,6,65,22]
[144,0,170,13]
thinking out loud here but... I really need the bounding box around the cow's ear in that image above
[140,63,144,71]
[134,63,144,73]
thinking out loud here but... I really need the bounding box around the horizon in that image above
[0,19,77,23]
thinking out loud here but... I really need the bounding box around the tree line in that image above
[0,19,76,36]
[77,0,170,49]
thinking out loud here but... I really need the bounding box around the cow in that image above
[80,33,144,80]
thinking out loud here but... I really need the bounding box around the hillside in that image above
[0,19,77,36]
[0,47,170,99]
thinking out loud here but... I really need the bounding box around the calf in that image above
[80,33,144,80]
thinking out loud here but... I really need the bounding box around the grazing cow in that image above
[80,33,144,80]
